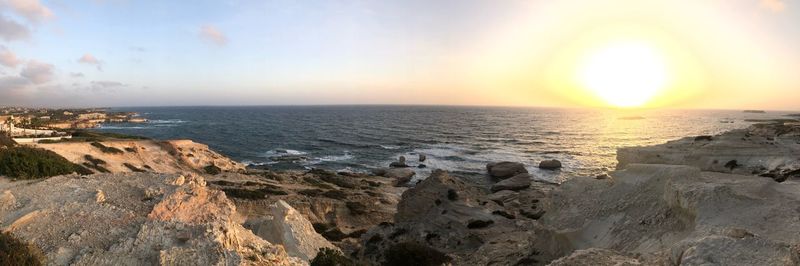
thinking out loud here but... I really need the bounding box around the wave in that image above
[380,145,401,150]
[98,125,150,130]
[264,149,307,156]
[149,119,188,124]
[318,151,354,162]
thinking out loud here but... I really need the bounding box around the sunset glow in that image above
[577,41,669,107]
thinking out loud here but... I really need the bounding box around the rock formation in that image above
[246,200,340,261]
[357,170,569,265]
[617,122,800,181]
[33,139,246,175]
[0,173,305,265]
[486,161,527,179]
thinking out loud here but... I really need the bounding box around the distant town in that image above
[0,107,146,141]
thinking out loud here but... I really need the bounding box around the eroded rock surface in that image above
[246,200,339,261]
[617,122,800,181]
[542,164,800,265]
[0,173,304,265]
[358,170,569,265]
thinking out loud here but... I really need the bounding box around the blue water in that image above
[97,106,788,182]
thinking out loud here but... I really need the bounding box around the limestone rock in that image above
[374,168,415,186]
[95,190,106,203]
[549,248,642,266]
[248,200,339,261]
[486,162,527,179]
[389,156,409,168]
[490,173,531,192]
[0,190,16,210]
[487,190,518,204]
[538,159,562,170]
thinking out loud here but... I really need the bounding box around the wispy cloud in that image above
[89,80,126,92]
[0,45,20,68]
[1,0,54,23]
[760,0,786,12]
[77,53,103,70]
[0,14,29,41]
[70,72,84,78]
[20,60,55,84]
[199,25,227,46]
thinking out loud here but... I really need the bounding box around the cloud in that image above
[88,80,126,92]
[1,0,54,23]
[0,15,30,41]
[760,0,785,12]
[0,45,20,68]
[70,72,84,78]
[20,60,54,84]
[77,53,103,70]
[199,25,227,46]
[0,75,30,90]
[130,46,146,52]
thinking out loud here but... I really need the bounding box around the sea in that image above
[96,106,794,183]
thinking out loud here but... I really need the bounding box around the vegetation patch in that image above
[0,146,91,179]
[90,142,124,155]
[310,248,354,266]
[123,163,147,173]
[0,231,45,266]
[0,134,15,148]
[84,154,107,166]
[383,242,450,266]
[72,130,149,141]
[203,164,222,175]
[221,186,288,200]
[322,190,348,200]
[82,162,108,174]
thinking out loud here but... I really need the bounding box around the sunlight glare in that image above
[577,41,669,107]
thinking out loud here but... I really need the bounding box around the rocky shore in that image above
[1,120,799,265]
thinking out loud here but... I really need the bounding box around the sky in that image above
[0,0,798,109]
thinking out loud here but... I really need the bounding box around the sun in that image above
[577,40,669,107]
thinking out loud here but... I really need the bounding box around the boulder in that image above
[491,173,532,192]
[539,159,562,170]
[488,190,518,204]
[486,162,527,179]
[247,200,340,261]
[389,156,409,168]
[382,168,415,186]
[419,154,427,162]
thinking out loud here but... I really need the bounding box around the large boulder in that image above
[486,162,527,179]
[538,159,562,170]
[358,170,569,265]
[490,173,531,192]
[373,168,415,186]
[247,200,340,261]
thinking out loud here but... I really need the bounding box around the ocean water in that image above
[98,106,791,182]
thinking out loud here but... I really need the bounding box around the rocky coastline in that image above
[1,120,799,265]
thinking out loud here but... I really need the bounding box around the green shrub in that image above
[0,147,88,179]
[310,248,354,266]
[90,142,124,154]
[0,231,45,266]
[84,154,106,166]
[383,242,450,266]
[0,134,15,148]
[71,131,149,140]
[204,164,222,175]
[123,163,146,173]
